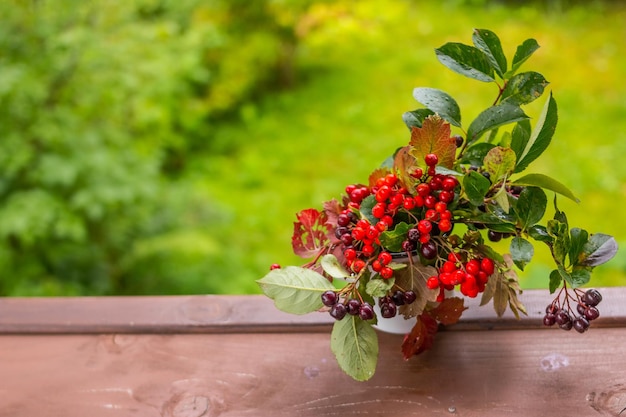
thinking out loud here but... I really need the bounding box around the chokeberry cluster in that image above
[321,288,417,321]
[543,288,602,333]
[378,289,418,319]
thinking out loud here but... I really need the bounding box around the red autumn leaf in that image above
[401,312,439,360]
[409,115,457,169]
[292,208,331,258]
[323,198,344,234]
[429,297,467,325]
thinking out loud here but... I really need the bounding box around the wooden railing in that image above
[1,288,625,416]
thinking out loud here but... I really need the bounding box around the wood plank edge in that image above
[1,288,624,334]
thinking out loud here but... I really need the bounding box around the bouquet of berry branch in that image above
[257,29,618,381]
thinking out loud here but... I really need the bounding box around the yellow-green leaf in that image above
[257,266,335,315]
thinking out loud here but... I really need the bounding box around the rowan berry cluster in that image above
[543,288,602,333]
[335,207,395,277]
[426,253,495,300]
[320,288,417,321]
[337,153,461,277]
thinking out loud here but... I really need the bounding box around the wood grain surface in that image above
[1,289,625,417]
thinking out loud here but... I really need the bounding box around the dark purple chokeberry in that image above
[582,289,602,307]
[330,303,347,320]
[543,313,556,326]
[346,298,361,315]
[420,240,438,260]
[337,213,351,227]
[584,306,600,321]
[359,303,375,321]
[407,228,420,242]
[546,303,559,315]
[487,230,502,242]
[380,302,397,318]
[555,309,572,326]
[391,290,405,306]
[573,316,590,333]
[321,290,338,307]
[402,239,416,253]
[403,290,417,304]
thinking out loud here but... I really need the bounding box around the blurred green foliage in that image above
[1,0,625,295]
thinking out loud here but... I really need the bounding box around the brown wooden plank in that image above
[1,328,626,417]
[1,287,625,334]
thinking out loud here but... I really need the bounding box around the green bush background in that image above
[1,0,624,296]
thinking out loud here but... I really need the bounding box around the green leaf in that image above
[257,266,335,315]
[492,180,510,213]
[321,254,350,279]
[459,143,495,166]
[463,171,491,206]
[510,38,540,75]
[379,222,411,253]
[510,236,534,270]
[366,277,395,298]
[580,233,619,267]
[512,173,579,203]
[472,28,507,78]
[569,267,592,288]
[515,93,558,173]
[528,225,553,243]
[331,316,378,381]
[402,109,434,131]
[483,146,516,181]
[548,219,570,266]
[549,269,562,294]
[359,195,378,225]
[501,71,549,106]
[510,120,531,164]
[412,87,461,127]
[515,186,547,231]
[568,228,589,267]
[435,42,494,82]
[466,103,529,145]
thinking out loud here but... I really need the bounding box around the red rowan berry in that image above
[372,260,383,272]
[378,251,392,266]
[466,259,480,276]
[427,276,440,289]
[391,193,404,206]
[344,248,357,260]
[416,183,431,198]
[480,257,495,275]
[442,177,456,191]
[424,195,437,208]
[417,220,432,234]
[362,244,375,257]
[352,259,366,273]
[411,167,424,178]
[385,173,398,186]
[403,196,416,210]
[381,215,394,227]
[435,201,447,213]
[352,227,366,241]
[424,153,438,167]
[380,267,394,279]
[438,219,452,233]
